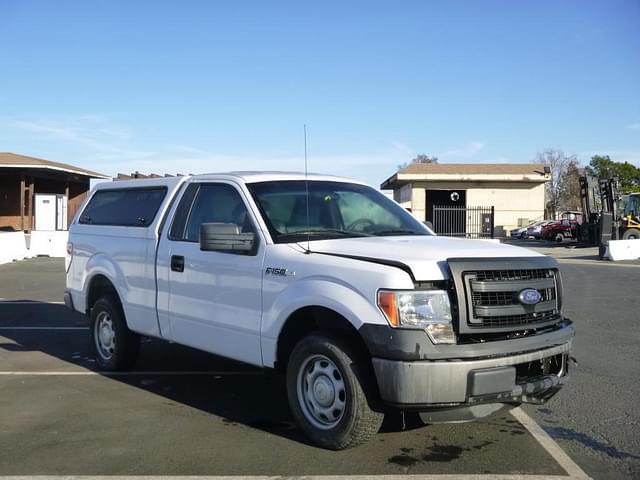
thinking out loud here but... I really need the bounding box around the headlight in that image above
[377,290,455,344]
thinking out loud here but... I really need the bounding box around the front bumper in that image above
[372,341,571,407]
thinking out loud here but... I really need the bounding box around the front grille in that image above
[476,310,558,327]
[471,288,555,307]
[473,269,551,282]
[448,257,564,336]
[463,268,560,330]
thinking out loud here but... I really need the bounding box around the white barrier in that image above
[605,239,640,261]
[0,231,30,264]
[28,230,69,258]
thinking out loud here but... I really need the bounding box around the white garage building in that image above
[381,163,550,237]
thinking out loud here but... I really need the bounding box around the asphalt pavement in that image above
[0,254,638,478]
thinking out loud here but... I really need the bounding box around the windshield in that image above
[247,180,431,243]
[622,194,640,216]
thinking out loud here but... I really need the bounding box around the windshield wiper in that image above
[287,228,373,237]
[374,229,422,236]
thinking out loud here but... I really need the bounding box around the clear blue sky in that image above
[1,0,638,186]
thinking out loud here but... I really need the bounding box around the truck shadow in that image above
[0,302,409,447]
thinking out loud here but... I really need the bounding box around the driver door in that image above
[164,182,265,366]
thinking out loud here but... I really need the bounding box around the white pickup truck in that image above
[65,172,573,449]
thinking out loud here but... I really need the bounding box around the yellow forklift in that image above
[619,192,640,239]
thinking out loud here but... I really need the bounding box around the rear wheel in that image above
[622,228,640,240]
[286,334,384,450]
[90,296,140,371]
[553,232,564,243]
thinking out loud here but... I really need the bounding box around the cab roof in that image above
[93,171,367,190]
[199,171,365,184]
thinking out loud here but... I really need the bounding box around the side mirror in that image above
[199,223,255,253]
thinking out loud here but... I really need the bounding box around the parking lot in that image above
[1,254,639,479]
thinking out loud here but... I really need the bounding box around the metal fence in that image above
[432,205,495,239]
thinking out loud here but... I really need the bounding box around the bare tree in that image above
[536,149,580,218]
[560,161,582,211]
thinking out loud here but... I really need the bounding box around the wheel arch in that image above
[86,274,124,316]
[274,306,371,373]
[261,277,391,368]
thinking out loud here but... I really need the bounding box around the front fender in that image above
[260,277,388,367]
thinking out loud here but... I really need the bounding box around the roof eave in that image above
[380,173,412,189]
[0,164,110,179]
[387,173,549,184]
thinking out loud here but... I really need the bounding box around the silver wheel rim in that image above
[94,311,116,361]
[296,354,347,430]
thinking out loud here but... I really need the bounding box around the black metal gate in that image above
[432,205,495,239]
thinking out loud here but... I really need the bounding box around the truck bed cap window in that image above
[79,187,167,227]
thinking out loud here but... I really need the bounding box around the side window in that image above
[168,183,199,240]
[174,184,255,242]
[79,188,166,227]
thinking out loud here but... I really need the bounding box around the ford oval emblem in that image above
[518,288,542,305]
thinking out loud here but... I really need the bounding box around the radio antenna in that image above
[304,124,311,254]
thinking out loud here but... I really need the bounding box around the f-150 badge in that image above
[265,267,295,276]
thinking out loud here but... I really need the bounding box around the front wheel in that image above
[622,228,640,240]
[286,334,384,450]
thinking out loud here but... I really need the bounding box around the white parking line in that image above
[0,326,88,330]
[0,474,589,479]
[0,370,263,376]
[512,408,591,480]
[0,300,65,304]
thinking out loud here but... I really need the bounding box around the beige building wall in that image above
[466,182,545,235]
[410,186,426,220]
[406,181,545,236]
[393,185,413,210]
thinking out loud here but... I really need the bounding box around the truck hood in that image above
[305,235,542,281]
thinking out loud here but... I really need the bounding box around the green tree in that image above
[585,155,640,192]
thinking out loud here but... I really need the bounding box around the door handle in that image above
[171,255,184,272]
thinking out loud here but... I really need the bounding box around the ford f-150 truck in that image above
[65,172,574,449]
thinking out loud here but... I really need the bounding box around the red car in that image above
[541,211,583,242]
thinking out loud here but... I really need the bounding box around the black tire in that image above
[599,244,607,259]
[622,228,640,240]
[90,296,140,371]
[553,232,564,243]
[286,334,384,450]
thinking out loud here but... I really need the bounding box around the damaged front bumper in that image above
[372,341,571,418]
